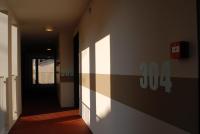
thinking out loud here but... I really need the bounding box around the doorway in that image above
[21,37,59,115]
[73,33,79,108]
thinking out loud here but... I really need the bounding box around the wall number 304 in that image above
[139,61,172,93]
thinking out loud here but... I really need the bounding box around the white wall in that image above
[8,9,22,132]
[59,31,74,74]
[77,0,198,134]
[60,83,74,107]
[58,31,74,107]
[79,0,198,77]
[0,11,9,134]
[0,1,21,132]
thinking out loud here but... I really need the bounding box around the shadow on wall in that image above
[80,33,127,134]
[80,33,115,131]
[79,28,198,134]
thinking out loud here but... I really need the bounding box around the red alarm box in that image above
[170,41,189,59]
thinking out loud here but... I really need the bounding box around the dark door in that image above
[73,33,79,108]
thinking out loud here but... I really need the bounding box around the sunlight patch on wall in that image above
[82,86,90,109]
[81,47,90,107]
[82,101,91,125]
[0,12,8,77]
[95,91,111,121]
[0,12,8,112]
[95,35,111,120]
[11,25,18,121]
[95,35,111,74]
[11,26,18,75]
[81,47,91,125]
[81,47,90,74]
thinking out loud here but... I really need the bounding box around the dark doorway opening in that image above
[197,0,200,132]
[21,37,59,115]
[73,33,79,108]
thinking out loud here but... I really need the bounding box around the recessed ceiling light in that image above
[45,26,53,32]
[47,48,52,51]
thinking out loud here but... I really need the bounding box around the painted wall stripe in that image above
[81,73,198,133]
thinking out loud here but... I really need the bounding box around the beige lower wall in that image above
[59,82,74,107]
[0,6,22,132]
[7,9,22,131]
[81,73,198,133]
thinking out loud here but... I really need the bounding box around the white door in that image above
[0,12,8,134]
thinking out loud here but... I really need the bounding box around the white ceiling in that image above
[6,0,90,37]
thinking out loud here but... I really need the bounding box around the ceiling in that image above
[0,0,7,11]
[6,0,90,38]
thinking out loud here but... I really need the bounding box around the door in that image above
[0,12,8,134]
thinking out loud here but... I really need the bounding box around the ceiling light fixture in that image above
[45,26,54,32]
[47,48,52,51]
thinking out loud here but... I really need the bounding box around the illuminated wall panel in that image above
[95,35,111,120]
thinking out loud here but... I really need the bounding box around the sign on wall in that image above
[139,61,172,93]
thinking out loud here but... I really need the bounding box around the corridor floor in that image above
[9,91,92,134]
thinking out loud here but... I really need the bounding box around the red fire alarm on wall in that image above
[170,41,189,59]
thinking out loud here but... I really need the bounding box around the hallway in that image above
[0,0,199,134]
[9,94,92,134]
